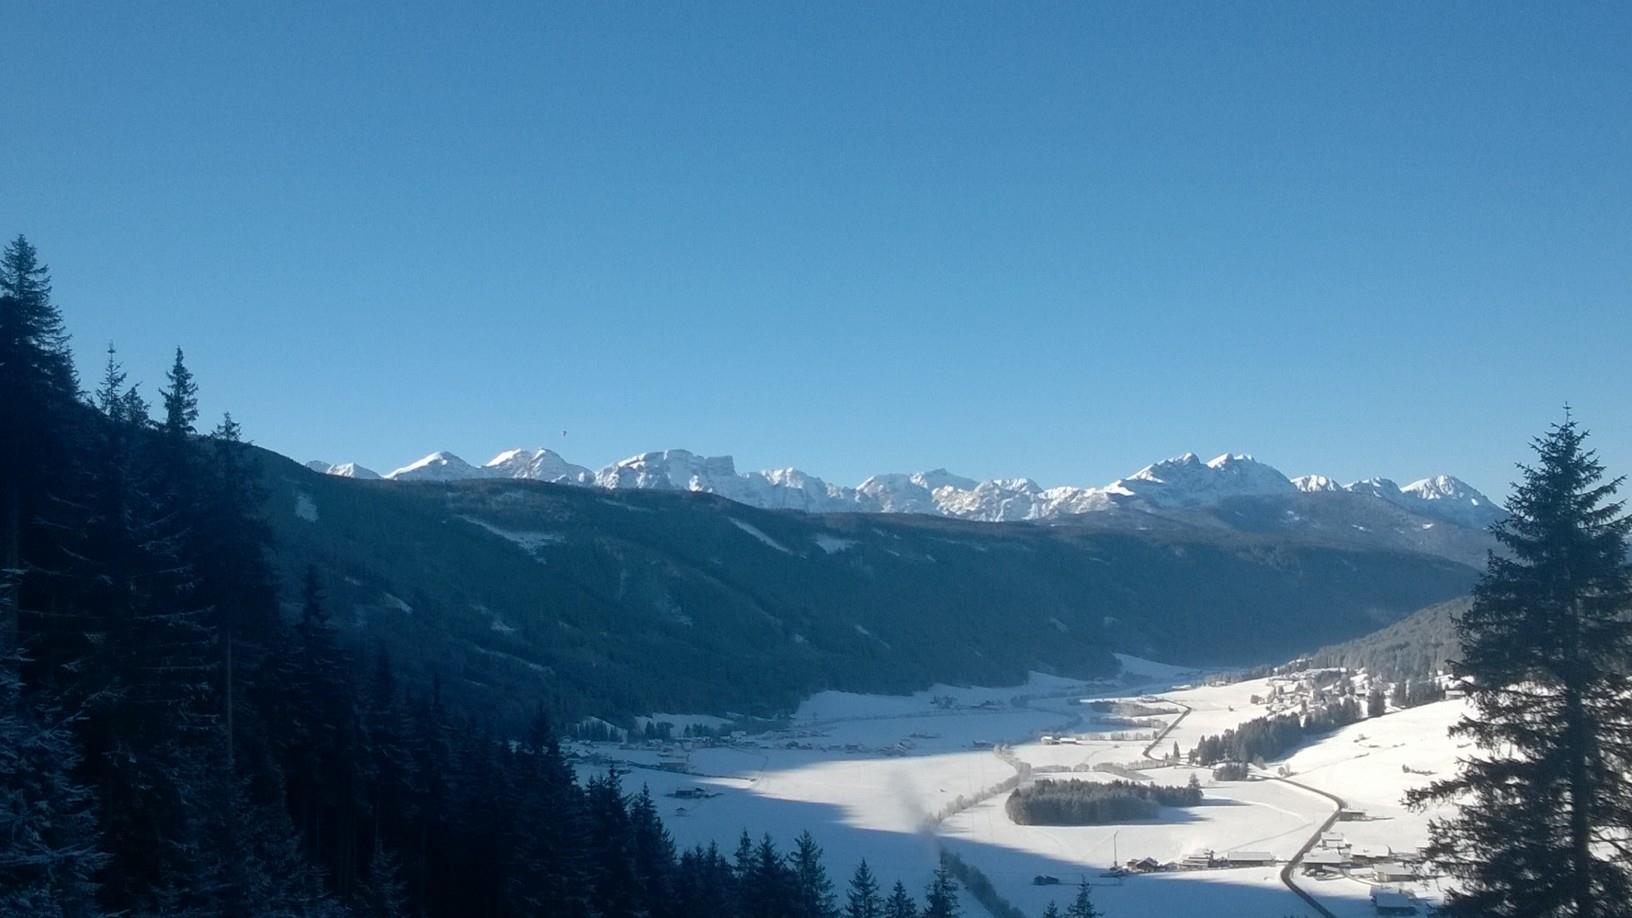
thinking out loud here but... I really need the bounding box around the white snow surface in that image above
[579,664,1471,917]
[727,518,794,554]
[319,445,1503,526]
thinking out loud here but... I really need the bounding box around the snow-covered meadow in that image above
[575,659,1468,916]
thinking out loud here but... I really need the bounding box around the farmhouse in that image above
[1370,887,1421,915]
[1302,848,1347,870]
[1180,851,1213,870]
[1222,850,1275,866]
[1372,862,1416,883]
[1351,844,1393,863]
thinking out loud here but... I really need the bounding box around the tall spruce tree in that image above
[159,348,198,445]
[884,881,918,918]
[789,830,837,918]
[845,860,882,918]
[1063,879,1100,918]
[1407,415,1632,917]
[0,236,77,659]
[922,863,959,918]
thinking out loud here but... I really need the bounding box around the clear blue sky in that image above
[5,2,1629,494]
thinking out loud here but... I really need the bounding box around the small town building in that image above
[1303,849,1347,870]
[1222,850,1275,866]
[1370,887,1421,915]
[1351,844,1393,863]
[1372,862,1416,883]
[1181,851,1214,870]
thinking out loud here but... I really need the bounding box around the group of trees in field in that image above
[1004,778,1202,826]
[1187,696,1362,768]
[0,234,975,917]
[1390,677,1445,709]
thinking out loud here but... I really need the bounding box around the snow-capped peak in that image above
[1342,475,1504,528]
[1128,452,1204,483]
[386,451,482,481]
[1402,474,1487,505]
[1291,474,1340,492]
[305,460,380,479]
[1110,451,1295,507]
[483,448,592,484]
[318,442,1502,529]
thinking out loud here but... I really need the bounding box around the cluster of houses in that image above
[1300,828,1425,883]
[1108,849,1280,874]
[1297,828,1435,915]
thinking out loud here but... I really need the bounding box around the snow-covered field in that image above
[576,661,1467,917]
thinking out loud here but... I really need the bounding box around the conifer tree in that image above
[0,237,77,657]
[0,235,75,407]
[70,344,216,910]
[630,784,678,915]
[584,768,641,917]
[884,880,919,918]
[733,830,756,888]
[740,833,794,918]
[1407,415,1632,917]
[789,830,837,918]
[922,863,960,918]
[160,347,199,445]
[505,710,589,916]
[1064,878,1100,918]
[0,661,105,915]
[846,860,882,918]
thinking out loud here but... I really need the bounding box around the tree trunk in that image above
[1564,677,1595,918]
[3,474,20,656]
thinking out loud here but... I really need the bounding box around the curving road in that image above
[1273,776,1345,918]
[1136,700,1342,918]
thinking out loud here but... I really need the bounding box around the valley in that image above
[574,657,1463,917]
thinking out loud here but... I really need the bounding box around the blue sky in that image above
[4,2,1629,493]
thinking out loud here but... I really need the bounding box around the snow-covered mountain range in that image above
[304,448,1506,529]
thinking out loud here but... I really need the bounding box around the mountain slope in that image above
[1305,596,1470,682]
[262,448,1479,727]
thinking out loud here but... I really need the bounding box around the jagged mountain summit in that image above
[313,445,1507,529]
[304,460,381,480]
[386,448,592,484]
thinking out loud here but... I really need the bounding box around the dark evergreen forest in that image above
[0,235,976,917]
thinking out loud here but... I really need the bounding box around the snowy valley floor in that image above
[575,658,1466,917]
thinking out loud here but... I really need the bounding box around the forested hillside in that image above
[1306,596,1469,682]
[1,235,977,916]
[249,448,1481,727]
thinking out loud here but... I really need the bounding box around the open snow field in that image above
[577,662,1468,916]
